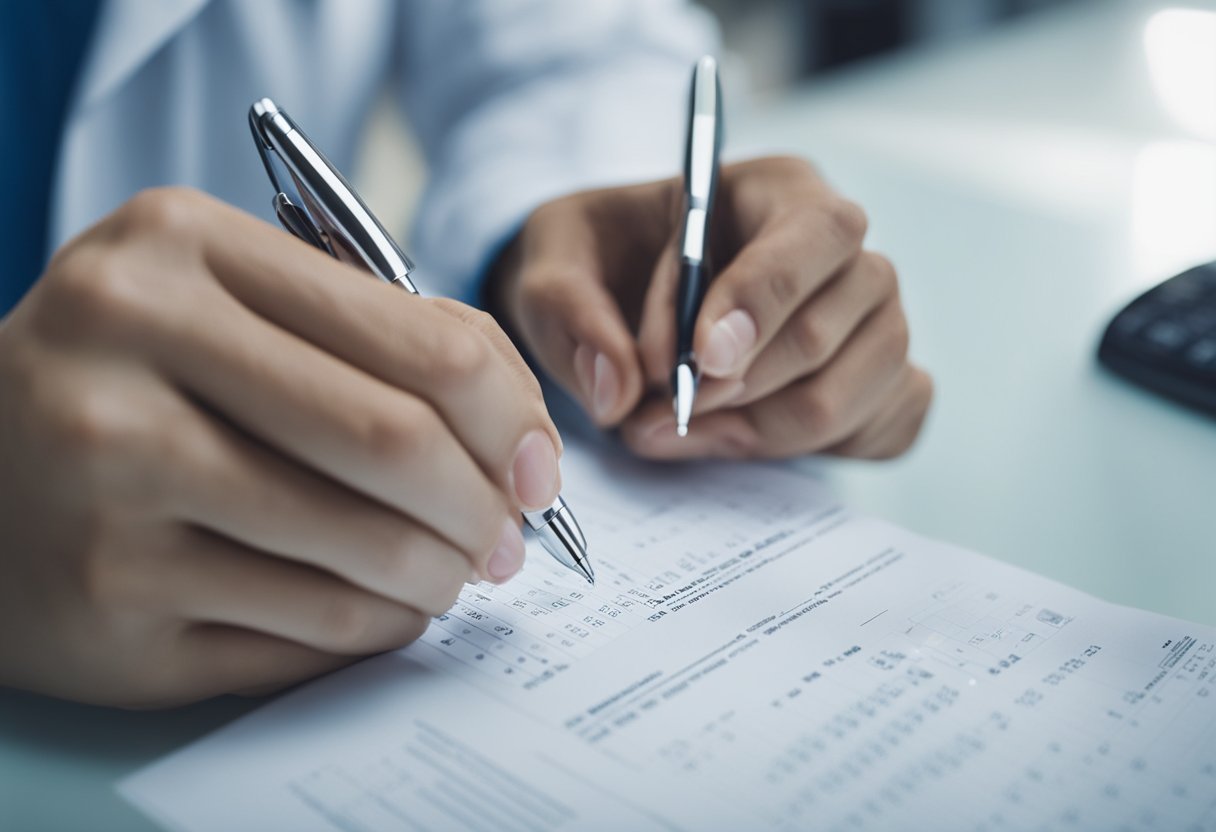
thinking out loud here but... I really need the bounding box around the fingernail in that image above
[701,309,757,377]
[591,352,619,423]
[512,430,560,510]
[487,519,526,582]
[574,344,596,407]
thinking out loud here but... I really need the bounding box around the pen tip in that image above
[672,361,697,438]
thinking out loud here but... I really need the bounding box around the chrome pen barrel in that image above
[523,498,594,584]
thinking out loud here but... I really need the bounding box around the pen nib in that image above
[528,500,595,585]
[673,361,697,437]
[577,558,596,586]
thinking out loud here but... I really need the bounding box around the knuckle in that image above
[516,273,549,311]
[55,391,187,517]
[461,305,500,336]
[523,266,569,292]
[761,261,802,310]
[516,268,570,316]
[58,385,140,458]
[116,187,206,240]
[364,532,466,617]
[364,528,416,588]
[318,594,378,652]
[825,198,868,248]
[512,360,547,405]
[44,249,151,337]
[429,298,500,339]
[791,312,830,367]
[358,400,438,465]
[428,326,490,385]
[866,252,899,295]
[796,383,839,432]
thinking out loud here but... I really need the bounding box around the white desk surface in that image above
[3,1,1214,829]
[740,0,1216,630]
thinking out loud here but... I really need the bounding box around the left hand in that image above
[488,156,932,461]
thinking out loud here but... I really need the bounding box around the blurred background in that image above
[353,0,1216,623]
[357,0,1088,241]
[699,0,1079,94]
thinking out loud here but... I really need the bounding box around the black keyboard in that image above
[1098,261,1216,417]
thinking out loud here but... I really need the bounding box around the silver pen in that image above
[248,98,594,584]
[672,56,723,437]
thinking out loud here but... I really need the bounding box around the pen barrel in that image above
[675,258,708,357]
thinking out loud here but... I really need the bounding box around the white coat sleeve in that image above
[396,0,719,304]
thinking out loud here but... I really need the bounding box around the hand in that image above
[0,188,562,707]
[490,156,932,460]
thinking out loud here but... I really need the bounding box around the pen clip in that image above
[250,100,300,207]
[248,97,418,292]
[250,101,333,254]
[681,56,722,268]
[273,193,329,252]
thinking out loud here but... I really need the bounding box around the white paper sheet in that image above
[120,445,1216,831]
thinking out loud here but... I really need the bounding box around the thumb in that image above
[512,268,646,428]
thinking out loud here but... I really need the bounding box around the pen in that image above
[672,56,724,438]
[248,98,594,585]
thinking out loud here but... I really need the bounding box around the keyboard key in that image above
[1111,307,1155,336]
[1184,309,1216,335]
[1142,320,1190,352]
[1185,339,1216,372]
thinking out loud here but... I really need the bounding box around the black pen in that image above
[248,98,594,584]
[672,56,724,437]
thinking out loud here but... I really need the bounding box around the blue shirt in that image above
[0,1,99,316]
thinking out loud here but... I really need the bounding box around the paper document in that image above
[121,445,1216,831]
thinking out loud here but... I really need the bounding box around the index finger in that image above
[200,196,564,509]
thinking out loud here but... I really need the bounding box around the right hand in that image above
[0,188,563,707]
